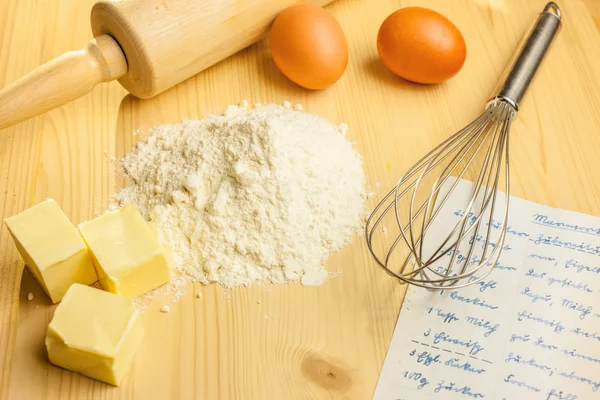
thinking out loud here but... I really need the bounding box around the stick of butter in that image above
[46,284,144,386]
[4,199,97,303]
[79,204,172,298]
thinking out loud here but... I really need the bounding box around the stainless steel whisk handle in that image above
[489,2,562,111]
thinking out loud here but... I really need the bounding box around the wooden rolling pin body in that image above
[0,0,334,130]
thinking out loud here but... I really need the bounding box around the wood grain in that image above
[2,0,600,398]
[0,0,335,130]
[0,34,126,130]
[91,0,335,98]
[584,0,600,32]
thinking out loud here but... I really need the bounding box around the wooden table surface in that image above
[2,0,600,398]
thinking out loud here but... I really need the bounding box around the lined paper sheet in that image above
[373,179,600,400]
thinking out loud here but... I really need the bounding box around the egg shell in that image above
[269,4,348,90]
[377,7,467,84]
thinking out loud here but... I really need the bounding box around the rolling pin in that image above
[0,0,334,130]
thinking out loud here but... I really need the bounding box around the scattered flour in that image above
[111,103,366,293]
[133,275,187,312]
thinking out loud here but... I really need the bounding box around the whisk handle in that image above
[489,2,562,111]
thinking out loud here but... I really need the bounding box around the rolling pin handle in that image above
[0,34,127,130]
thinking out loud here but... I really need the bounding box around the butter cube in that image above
[46,284,143,386]
[4,199,97,303]
[78,205,172,298]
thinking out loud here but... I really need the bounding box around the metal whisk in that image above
[366,2,562,289]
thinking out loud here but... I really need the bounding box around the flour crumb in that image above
[27,293,33,301]
[257,300,261,304]
[264,314,268,319]
[366,191,376,199]
[134,275,186,312]
[294,104,303,111]
[240,100,249,108]
[196,292,203,298]
[282,100,291,108]
[111,103,366,303]
[301,268,329,286]
[254,102,262,108]
[339,123,348,137]
[375,182,381,188]
[160,305,170,313]
[381,227,388,234]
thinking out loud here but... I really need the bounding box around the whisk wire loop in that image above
[366,2,560,290]
[366,100,515,289]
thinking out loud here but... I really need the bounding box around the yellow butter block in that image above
[46,284,143,386]
[4,199,98,303]
[78,204,172,298]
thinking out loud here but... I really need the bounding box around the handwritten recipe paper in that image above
[373,180,600,400]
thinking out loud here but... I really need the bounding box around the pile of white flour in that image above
[112,103,366,288]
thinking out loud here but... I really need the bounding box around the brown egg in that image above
[269,4,348,90]
[377,7,467,84]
